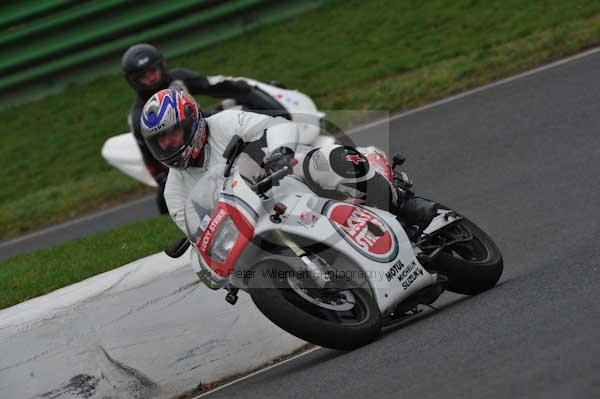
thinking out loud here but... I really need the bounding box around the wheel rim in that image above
[442,223,492,263]
[287,275,356,311]
[274,273,373,326]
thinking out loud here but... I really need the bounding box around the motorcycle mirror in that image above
[392,153,406,169]
[165,237,191,258]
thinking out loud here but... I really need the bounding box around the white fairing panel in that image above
[208,76,325,145]
[251,79,325,145]
[101,133,157,187]
[423,209,462,235]
[241,174,437,314]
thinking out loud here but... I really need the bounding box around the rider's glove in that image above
[264,146,295,185]
[264,146,295,173]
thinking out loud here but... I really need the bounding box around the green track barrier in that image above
[0,0,215,74]
[0,0,78,31]
[0,0,129,48]
[161,0,325,60]
[0,0,324,109]
[0,0,268,90]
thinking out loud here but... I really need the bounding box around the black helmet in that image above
[122,44,170,98]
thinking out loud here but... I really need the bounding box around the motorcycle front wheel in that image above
[248,262,382,350]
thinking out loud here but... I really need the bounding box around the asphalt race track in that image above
[3,49,600,398]
[0,195,158,261]
[191,50,600,398]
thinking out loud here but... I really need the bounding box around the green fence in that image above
[0,0,324,109]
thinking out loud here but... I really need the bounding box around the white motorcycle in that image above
[174,135,503,350]
[101,78,331,187]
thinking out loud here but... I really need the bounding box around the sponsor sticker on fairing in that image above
[323,202,398,263]
[297,210,319,228]
[384,260,425,289]
[199,208,227,253]
[199,215,212,232]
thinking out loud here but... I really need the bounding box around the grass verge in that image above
[1,0,600,308]
[1,0,599,240]
[0,215,181,310]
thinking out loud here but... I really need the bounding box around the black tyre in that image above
[248,262,382,350]
[428,218,503,295]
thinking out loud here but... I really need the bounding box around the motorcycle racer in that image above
[122,43,290,213]
[140,88,438,236]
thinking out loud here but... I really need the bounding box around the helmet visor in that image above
[128,62,163,88]
[146,118,195,162]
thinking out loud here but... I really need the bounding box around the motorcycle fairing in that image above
[195,198,255,278]
[189,169,438,314]
[241,177,437,315]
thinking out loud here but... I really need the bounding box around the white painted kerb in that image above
[0,251,306,399]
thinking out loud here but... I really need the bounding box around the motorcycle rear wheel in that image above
[248,262,382,350]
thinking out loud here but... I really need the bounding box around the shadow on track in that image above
[379,278,512,337]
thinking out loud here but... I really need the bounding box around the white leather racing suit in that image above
[164,109,425,236]
[164,110,299,233]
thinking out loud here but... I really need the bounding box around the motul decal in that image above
[322,201,398,263]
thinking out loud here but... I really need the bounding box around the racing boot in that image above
[394,193,439,230]
[359,172,438,231]
[302,145,439,230]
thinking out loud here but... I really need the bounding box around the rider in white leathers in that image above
[164,110,299,232]
[123,44,291,214]
[140,88,438,235]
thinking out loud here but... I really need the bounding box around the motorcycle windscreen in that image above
[184,171,255,278]
[184,173,221,243]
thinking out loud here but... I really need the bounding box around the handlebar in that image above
[251,166,291,195]
[223,135,294,195]
[223,135,245,178]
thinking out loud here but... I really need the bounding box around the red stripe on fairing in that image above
[195,201,255,277]
[364,149,394,183]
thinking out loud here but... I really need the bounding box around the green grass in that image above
[0,215,181,310]
[1,0,600,309]
[1,0,599,240]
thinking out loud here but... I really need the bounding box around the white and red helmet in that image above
[140,88,207,170]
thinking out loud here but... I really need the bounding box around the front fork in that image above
[271,229,333,289]
[273,228,448,319]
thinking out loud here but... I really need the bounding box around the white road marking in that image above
[348,45,600,135]
[0,195,154,248]
[192,346,321,398]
